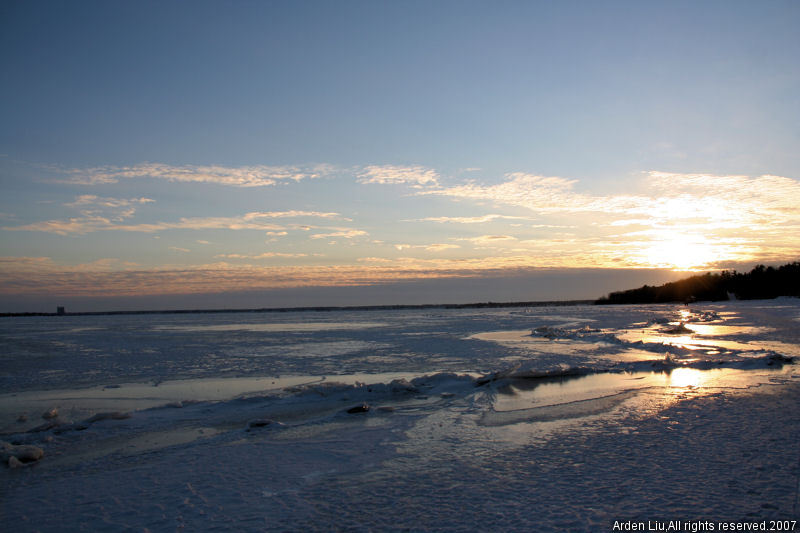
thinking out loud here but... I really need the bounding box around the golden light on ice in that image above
[667,367,704,388]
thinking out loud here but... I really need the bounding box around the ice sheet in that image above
[1,300,799,530]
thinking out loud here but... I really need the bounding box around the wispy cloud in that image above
[642,172,800,226]
[414,214,533,224]
[459,235,518,245]
[109,214,288,234]
[357,165,439,188]
[252,210,345,220]
[424,171,800,224]
[5,163,799,282]
[4,210,346,236]
[63,195,155,222]
[421,172,598,213]
[57,163,334,187]
[65,195,155,209]
[215,252,309,259]
[393,243,461,252]
[425,243,460,252]
[309,229,368,240]
[419,170,800,268]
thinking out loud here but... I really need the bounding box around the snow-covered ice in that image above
[1,300,799,531]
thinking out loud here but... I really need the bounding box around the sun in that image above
[644,235,720,271]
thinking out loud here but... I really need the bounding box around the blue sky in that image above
[1,1,799,311]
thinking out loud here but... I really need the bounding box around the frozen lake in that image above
[2,300,799,530]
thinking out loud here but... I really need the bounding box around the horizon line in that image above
[0,298,598,318]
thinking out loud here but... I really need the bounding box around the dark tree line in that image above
[596,262,800,305]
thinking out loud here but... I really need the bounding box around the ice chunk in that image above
[1,441,44,466]
[663,322,693,334]
[247,419,283,429]
[346,403,370,414]
[85,411,131,423]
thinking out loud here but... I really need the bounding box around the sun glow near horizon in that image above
[642,234,727,271]
[0,166,796,303]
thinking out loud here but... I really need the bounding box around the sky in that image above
[1,0,799,312]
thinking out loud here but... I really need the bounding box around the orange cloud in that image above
[309,229,369,240]
[0,254,628,298]
[418,171,800,270]
[215,252,309,259]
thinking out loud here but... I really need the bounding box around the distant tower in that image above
[57,306,65,315]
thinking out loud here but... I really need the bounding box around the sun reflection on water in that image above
[617,320,763,354]
[483,365,796,434]
[667,367,704,389]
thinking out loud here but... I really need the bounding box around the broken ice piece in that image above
[246,419,283,431]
